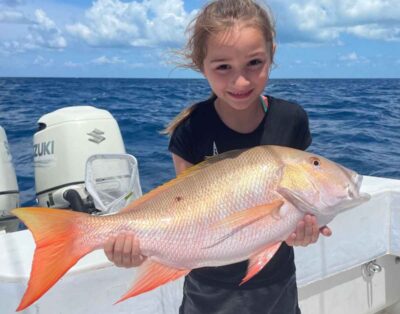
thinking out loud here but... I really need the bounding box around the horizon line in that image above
[1,76,399,80]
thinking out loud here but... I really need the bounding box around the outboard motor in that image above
[0,126,20,232]
[34,106,127,213]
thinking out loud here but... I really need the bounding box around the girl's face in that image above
[202,23,273,112]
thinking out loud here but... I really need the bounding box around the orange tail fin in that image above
[12,207,93,311]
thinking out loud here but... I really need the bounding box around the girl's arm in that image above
[172,153,193,175]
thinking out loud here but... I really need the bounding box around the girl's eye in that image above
[216,64,230,71]
[248,59,263,67]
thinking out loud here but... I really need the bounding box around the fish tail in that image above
[12,207,93,311]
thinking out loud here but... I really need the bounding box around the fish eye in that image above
[310,157,321,167]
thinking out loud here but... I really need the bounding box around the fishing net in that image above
[85,154,142,214]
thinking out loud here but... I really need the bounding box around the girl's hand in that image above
[104,234,146,268]
[285,214,332,247]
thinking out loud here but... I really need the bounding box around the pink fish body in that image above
[13,145,370,310]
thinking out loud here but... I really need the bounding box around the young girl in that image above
[104,0,331,313]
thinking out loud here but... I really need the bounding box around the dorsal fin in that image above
[121,148,248,212]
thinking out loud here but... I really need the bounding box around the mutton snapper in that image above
[13,145,370,311]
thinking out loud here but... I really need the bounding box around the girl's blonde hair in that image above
[163,0,276,135]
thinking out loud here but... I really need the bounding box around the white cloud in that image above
[64,57,144,69]
[339,52,370,64]
[28,9,67,49]
[64,61,81,68]
[91,55,126,65]
[347,25,400,42]
[0,8,67,53]
[0,0,24,7]
[289,3,328,31]
[340,52,358,61]
[338,0,400,22]
[34,9,55,29]
[66,0,196,47]
[273,0,400,43]
[0,10,29,23]
[0,40,24,55]
[33,55,54,66]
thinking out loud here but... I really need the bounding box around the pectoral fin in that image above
[213,200,283,231]
[203,200,283,249]
[115,261,190,304]
[240,242,282,285]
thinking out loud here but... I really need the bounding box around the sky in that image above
[0,0,399,78]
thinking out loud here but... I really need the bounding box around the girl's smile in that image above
[202,23,273,112]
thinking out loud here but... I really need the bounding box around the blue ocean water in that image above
[0,78,399,206]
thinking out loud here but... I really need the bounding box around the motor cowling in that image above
[34,106,126,212]
[0,126,20,232]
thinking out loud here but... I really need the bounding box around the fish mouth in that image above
[352,172,364,194]
[339,165,363,197]
[353,172,363,192]
[334,191,371,213]
[330,172,370,213]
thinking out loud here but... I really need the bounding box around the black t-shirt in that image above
[168,95,312,289]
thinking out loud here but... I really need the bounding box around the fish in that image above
[12,145,370,311]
